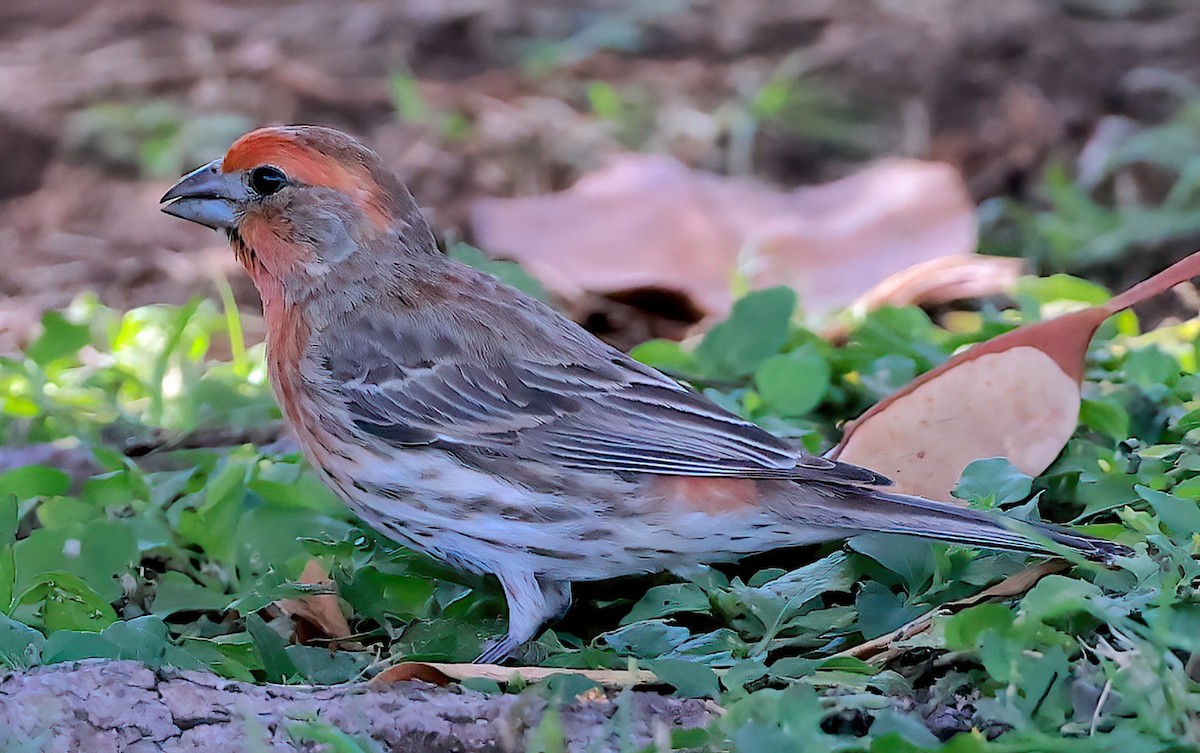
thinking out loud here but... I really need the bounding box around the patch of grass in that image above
[1,273,1198,749]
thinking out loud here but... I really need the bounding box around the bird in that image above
[161,125,1128,663]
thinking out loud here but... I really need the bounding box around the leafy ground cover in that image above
[1,261,1198,751]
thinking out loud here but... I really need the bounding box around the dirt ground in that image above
[2,0,1199,352]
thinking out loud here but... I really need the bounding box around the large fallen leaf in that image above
[471,155,976,323]
[831,250,1200,501]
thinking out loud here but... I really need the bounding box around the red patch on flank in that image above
[651,476,760,513]
[223,128,392,229]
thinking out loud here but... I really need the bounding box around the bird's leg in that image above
[475,573,572,664]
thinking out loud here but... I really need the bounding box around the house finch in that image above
[161,125,1127,663]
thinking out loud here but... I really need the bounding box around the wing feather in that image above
[320,298,887,487]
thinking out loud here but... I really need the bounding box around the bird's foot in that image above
[475,635,522,665]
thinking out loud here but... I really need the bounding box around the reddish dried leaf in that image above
[847,256,1023,316]
[831,251,1200,501]
[821,255,1024,341]
[471,156,976,323]
[368,662,455,688]
[277,559,355,645]
[368,662,657,688]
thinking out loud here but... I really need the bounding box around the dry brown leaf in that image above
[820,255,1025,341]
[831,250,1200,501]
[836,560,1069,664]
[470,155,976,324]
[846,256,1023,317]
[368,662,455,688]
[368,662,658,689]
[277,559,355,646]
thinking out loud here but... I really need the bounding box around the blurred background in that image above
[3,0,1200,351]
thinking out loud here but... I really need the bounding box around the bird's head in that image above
[161,125,433,300]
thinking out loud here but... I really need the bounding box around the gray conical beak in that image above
[160,159,247,229]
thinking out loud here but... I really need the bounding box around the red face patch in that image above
[223,128,391,229]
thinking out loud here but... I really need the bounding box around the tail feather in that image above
[798,485,1131,565]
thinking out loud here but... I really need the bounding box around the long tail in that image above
[796,484,1132,565]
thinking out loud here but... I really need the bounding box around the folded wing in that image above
[322,299,888,487]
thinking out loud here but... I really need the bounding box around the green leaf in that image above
[81,470,150,509]
[341,566,436,624]
[1144,602,1200,653]
[286,645,370,684]
[150,572,232,617]
[526,708,566,753]
[721,685,830,752]
[246,613,298,683]
[754,344,830,417]
[601,621,690,658]
[235,504,352,576]
[249,471,344,514]
[536,672,603,704]
[721,659,770,692]
[26,311,91,365]
[869,709,941,749]
[695,287,796,378]
[36,497,101,529]
[0,490,16,612]
[1015,274,1111,310]
[0,613,44,668]
[1080,398,1130,440]
[952,458,1033,507]
[288,721,383,753]
[629,339,697,373]
[1124,347,1180,389]
[388,72,427,124]
[647,658,721,699]
[940,603,1014,650]
[1010,645,1072,720]
[586,80,623,120]
[622,583,710,625]
[41,615,200,669]
[1136,485,1200,539]
[0,493,15,548]
[0,466,71,501]
[181,637,260,681]
[16,571,118,633]
[14,520,138,601]
[757,551,855,600]
[849,534,935,590]
[1020,575,1102,623]
[1175,408,1200,434]
[854,581,922,641]
[178,458,248,564]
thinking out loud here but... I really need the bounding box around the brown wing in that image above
[320,278,888,487]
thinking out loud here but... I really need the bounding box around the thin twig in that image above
[835,559,1069,663]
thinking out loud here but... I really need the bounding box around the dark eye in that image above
[249,165,288,196]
